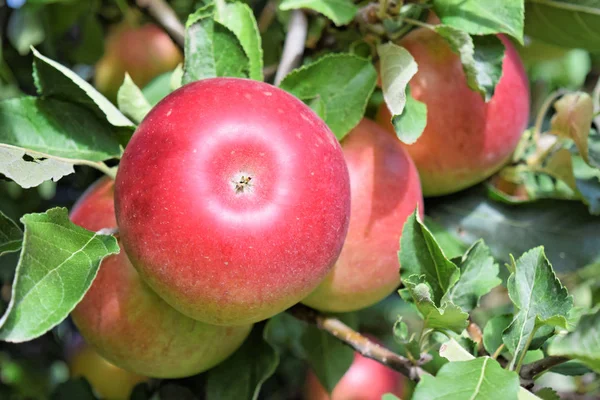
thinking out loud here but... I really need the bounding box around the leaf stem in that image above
[400,16,435,30]
[287,303,429,382]
[513,326,538,373]
[533,90,564,142]
[491,343,505,360]
[77,161,117,180]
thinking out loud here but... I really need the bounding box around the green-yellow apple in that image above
[377,30,529,196]
[303,119,422,312]
[70,178,252,378]
[95,23,182,102]
[114,78,351,326]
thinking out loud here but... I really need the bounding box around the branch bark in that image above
[287,304,428,382]
[520,356,570,381]
[134,0,185,49]
[273,10,308,85]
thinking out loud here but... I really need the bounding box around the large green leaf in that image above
[548,309,600,373]
[503,247,573,370]
[205,325,278,400]
[279,0,358,26]
[399,211,460,303]
[0,208,119,342]
[433,0,524,43]
[182,4,250,84]
[412,357,520,400]
[525,0,600,51]
[443,240,501,312]
[215,1,263,81]
[0,211,22,257]
[279,54,376,140]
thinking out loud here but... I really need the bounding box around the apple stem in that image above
[287,303,429,382]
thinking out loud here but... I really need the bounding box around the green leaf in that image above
[215,1,263,81]
[0,208,119,342]
[183,4,250,84]
[432,0,524,43]
[402,277,469,333]
[279,0,358,26]
[551,92,594,166]
[548,308,600,373]
[525,0,600,51]
[7,7,45,55]
[534,388,560,400]
[377,43,423,144]
[503,247,573,370]
[205,325,278,400]
[117,74,152,125]
[141,72,173,106]
[0,146,75,189]
[412,357,520,400]
[279,54,377,140]
[0,211,22,257]
[382,395,401,400]
[399,211,460,303]
[443,240,501,312]
[265,312,355,393]
[31,48,134,135]
[483,314,512,356]
[433,26,505,101]
[424,217,467,259]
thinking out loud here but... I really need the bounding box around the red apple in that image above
[95,23,182,102]
[70,178,252,378]
[305,352,405,400]
[303,119,423,312]
[115,78,351,326]
[377,30,529,196]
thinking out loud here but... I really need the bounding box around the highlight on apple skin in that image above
[303,119,423,312]
[377,29,530,197]
[114,78,351,326]
[70,177,252,378]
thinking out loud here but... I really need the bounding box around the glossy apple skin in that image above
[305,352,405,400]
[115,78,351,326]
[377,31,529,196]
[303,119,423,312]
[95,23,182,102]
[70,178,252,378]
[69,344,148,400]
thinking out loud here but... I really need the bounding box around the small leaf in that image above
[534,388,560,400]
[382,395,401,400]
[279,0,358,26]
[0,211,22,257]
[503,247,573,370]
[402,277,469,333]
[215,1,263,81]
[551,92,594,165]
[442,240,501,312]
[391,87,427,145]
[279,54,376,140]
[141,72,173,106]
[548,308,600,373]
[542,148,578,191]
[399,210,460,303]
[0,208,119,342]
[0,146,75,189]
[265,312,355,393]
[183,4,249,84]
[432,0,524,43]
[31,48,134,135]
[483,314,512,356]
[117,74,152,125]
[205,325,278,400]
[412,357,520,400]
[424,217,467,259]
[433,26,505,101]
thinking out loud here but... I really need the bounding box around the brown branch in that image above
[520,356,570,381]
[273,9,308,85]
[134,0,185,49]
[287,304,428,382]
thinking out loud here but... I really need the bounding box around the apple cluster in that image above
[69,22,529,389]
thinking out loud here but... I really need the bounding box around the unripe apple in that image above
[305,352,405,400]
[115,78,351,326]
[95,23,182,102]
[68,343,148,400]
[377,30,529,196]
[70,178,252,378]
[303,119,422,312]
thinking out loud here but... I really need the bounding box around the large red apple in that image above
[305,351,406,400]
[377,30,529,196]
[70,178,252,378]
[95,23,182,102]
[115,78,351,326]
[303,119,422,312]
